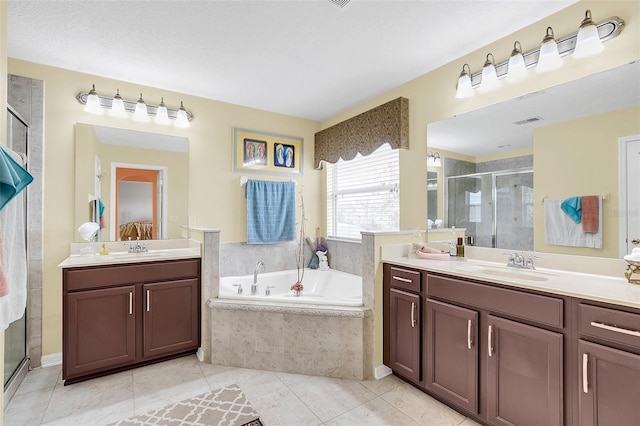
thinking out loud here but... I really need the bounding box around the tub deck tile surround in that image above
[209,299,372,380]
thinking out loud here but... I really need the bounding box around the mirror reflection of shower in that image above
[446,168,533,251]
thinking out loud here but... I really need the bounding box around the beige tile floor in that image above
[4,355,479,426]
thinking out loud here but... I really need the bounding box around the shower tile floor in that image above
[4,354,479,426]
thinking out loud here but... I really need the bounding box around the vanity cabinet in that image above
[575,301,640,426]
[63,258,201,383]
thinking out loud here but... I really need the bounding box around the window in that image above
[326,143,399,239]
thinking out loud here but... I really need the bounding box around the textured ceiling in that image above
[7,0,578,121]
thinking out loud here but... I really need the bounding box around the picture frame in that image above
[233,128,303,175]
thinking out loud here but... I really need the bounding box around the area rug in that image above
[108,384,264,426]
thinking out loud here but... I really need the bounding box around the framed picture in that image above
[233,128,303,175]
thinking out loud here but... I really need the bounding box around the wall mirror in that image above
[74,123,189,242]
[427,61,640,258]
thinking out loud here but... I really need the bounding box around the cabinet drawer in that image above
[428,274,563,328]
[578,304,640,350]
[389,266,421,293]
[65,259,200,292]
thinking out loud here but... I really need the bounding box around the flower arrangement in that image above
[291,281,303,296]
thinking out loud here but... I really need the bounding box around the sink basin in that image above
[98,250,170,261]
[456,264,558,282]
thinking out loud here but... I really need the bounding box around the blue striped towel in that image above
[245,179,296,244]
[0,146,33,212]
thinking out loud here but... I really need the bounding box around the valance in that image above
[314,97,409,169]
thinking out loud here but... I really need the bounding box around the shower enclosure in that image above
[3,106,30,403]
[447,169,533,251]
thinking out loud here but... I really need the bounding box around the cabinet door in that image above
[486,315,563,426]
[579,340,640,426]
[425,299,478,415]
[143,278,200,359]
[389,288,421,383]
[64,286,136,379]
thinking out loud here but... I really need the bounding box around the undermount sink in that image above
[456,264,558,282]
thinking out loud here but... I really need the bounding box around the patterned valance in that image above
[314,97,409,169]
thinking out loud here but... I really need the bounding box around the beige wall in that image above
[320,0,639,371]
[1,0,7,420]
[535,106,640,257]
[7,59,322,358]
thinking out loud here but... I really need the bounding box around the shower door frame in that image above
[3,105,30,406]
[445,167,533,249]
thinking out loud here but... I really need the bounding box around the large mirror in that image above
[74,124,189,242]
[427,61,640,258]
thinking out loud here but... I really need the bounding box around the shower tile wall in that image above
[7,74,44,367]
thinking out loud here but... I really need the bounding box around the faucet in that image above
[125,237,149,253]
[503,252,539,270]
[253,261,266,295]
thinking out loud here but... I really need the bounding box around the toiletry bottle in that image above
[456,237,465,257]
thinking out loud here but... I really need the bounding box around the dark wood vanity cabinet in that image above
[63,258,201,383]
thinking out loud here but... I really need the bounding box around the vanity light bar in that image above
[76,92,194,122]
[467,16,625,87]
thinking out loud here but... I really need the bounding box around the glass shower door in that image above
[494,171,534,251]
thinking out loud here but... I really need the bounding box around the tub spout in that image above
[253,261,266,295]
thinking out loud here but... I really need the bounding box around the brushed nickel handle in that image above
[632,238,640,245]
[129,292,133,315]
[582,353,589,393]
[393,276,412,283]
[146,290,150,312]
[488,325,493,357]
[590,321,640,337]
[467,319,472,349]
[411,302,416,328]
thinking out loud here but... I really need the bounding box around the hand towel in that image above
[560,197,582,223]
[245,180,296,244]
[581,196,599,233]
[544,198,602,249]
[0,145,33,212]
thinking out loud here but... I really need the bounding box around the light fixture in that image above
[175,101,190,128]
[536,27,562,73]
[77,89,194,126]
[480,53,500,91]
[452,14,624,97]
[84,84,102,115]
[574,10,604,58]
[133,93,149,122]
[109,89,127,118]
[455,64,474,99]
[506,41,527,82]
[155,97,170,125]
[427,151,441,167]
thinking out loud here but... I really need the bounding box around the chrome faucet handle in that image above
[502,252,517,266]
[265,285,275,296]
[525,254,542,270]
[232,284,243,295]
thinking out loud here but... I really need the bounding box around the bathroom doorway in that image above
[619,134,640,256]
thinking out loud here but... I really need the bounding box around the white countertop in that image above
[59,239,201,268]
[382,255,640,310]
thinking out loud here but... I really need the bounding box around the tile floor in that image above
[4,355,479,426]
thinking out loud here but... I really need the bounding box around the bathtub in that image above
[219,268,362,307]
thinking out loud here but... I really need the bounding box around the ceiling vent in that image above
[328,0,351,7]
[513,116,544,125]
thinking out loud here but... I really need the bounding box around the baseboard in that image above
[196,347,204,362]
[40,352,62,368]
[374,364,392,380]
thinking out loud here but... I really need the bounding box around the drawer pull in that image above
[129,292,133,315]
[411,302,416,328]
[590,321,640,337]
[467,319,473,349]
[582,353,589,394]
[488,325,493,357]
[392,275,413,283]
[146,290,150,312]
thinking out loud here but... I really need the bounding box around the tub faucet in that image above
[253,261,266,295]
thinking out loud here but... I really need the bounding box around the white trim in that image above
[618,134,640,257]
[40,352,63,368]
[374,364,392,380]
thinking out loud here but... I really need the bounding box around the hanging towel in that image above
[0,148,29,329]
[581,196,599,233]
[560,197,582,223]
[245,179,296,244]
[544,197,602,249]
[0,145,33,212]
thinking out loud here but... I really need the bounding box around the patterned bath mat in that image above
[108,384,263,426]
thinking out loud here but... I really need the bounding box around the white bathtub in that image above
[219,269,362,307]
